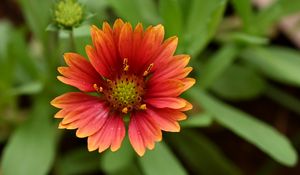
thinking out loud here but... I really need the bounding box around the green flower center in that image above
[105,74,144,113]
[54,0,83,28]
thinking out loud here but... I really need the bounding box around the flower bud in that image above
[54,0,83,29]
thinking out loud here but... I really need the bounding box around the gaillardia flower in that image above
[51,19,195,156]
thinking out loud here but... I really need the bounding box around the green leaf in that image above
[18,0,52,42]
[183,0,227,56]
[139,142,187,175]
[181,112,213,127]
[159,0,183,37]
[241,46,300,86]
[8,29,40,82]
[255,0,300,35]
[168,130,242,175]
[211,64,266,100]
[0,20,12,59]
[0,20,13,88]
[199,43,239,90]
[265,85,300,116]
[107,163,142,175]
[1,96,58,175]
[10,81,43,95]
[56,148,100,175]
[190,88,298,166]
[219,32,269,45]
[106,0,160,25]
[101,138,135,174]
[230,0,253,32]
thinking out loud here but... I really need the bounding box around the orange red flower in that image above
[51,19,195,156]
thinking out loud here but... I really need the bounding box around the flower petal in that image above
[145,97,187,109]
[113,18,125,43]
[87,113,125,152]
[51,92,111,138]
[119,23,134,61]
[51,92,102,109]
[181,78,196,92]
[147,107,187,132]
[86,45,110,78]
[152,55,191,81]
[146,79,185,97]
[88,25,120,78]
[57,53,101,92]
[151,36,178,66]
[134,25,165,74]
[129,112,162,156]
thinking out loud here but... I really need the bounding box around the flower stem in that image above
[69,29,76,52]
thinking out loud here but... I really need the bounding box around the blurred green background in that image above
[1,0,300,174]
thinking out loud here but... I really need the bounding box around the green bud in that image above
[54,0,83,28]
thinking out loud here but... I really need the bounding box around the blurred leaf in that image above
[211,64,266,100]
[241,46,300,86]
[255,0,300,35]
[81,0,108,12]
[59,25,91,56]
[10,81,43,96]
[59,25,90,38]
[159,0,183,37]
[1,96,58,175]
[200,43,239,90]
[265,85,300,116]
[82,0,108,26]
[0,20,12,59]
[107,0,160,25]
[139,142,187,175]
[9,29,40,82]
[56,148,100,175]
[190,88,298,166]
[177,0,191,21]
[219,32,269,45]
[101,138,135,174]
[18,0,52,43]
[184,0,227,56]
[108,163,142,175]
[0,20,13,89]
[46,23,59,32]
[230,0,253,32]
[168,130,242,175]
[181,112,213,128]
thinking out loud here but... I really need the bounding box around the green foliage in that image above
[190,88,298,166]
[168,130,242,175]
[254,0,300,35]
[241,46,300,86]
[101,138,135,174]
[230,0,254,32]
[106,0,160,25]
[181,112,213,128]
[139,142,187,175]
[159,0,183,37]
[199,43,239,89]
[56,148,100,175]
[18,0,52,43]
[183,0,227,56]
[211,64,266,100]
[1,96,58,175]
[1,0,300,174]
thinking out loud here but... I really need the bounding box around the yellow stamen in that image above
[140,104,147,110]
[143,63,154,76]
[93,84,103,93]
[107,79,112,84]
[123,58,129,71]
[122,107,128,114]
